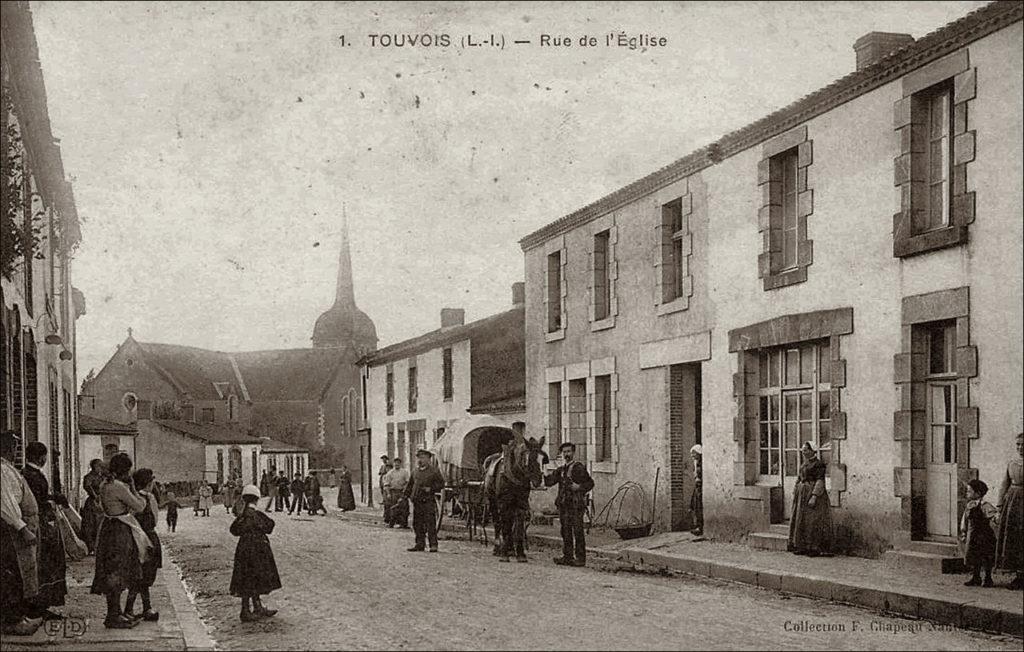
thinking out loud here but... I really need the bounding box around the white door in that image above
[925,382,958,537]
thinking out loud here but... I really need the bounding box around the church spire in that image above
[334,206,356,309]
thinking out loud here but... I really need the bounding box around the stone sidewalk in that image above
[334,503,1023,639]
[0,554,214,652]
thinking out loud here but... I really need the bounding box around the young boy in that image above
[163,492,181,532]
[229,485,282,622]
[125,468,161,622]
[961,478,998,587]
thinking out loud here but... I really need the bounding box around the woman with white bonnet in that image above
[690,444,703,537]
[787,441,833,556]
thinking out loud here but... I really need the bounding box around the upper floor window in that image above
[593,231,611,321]
[442,347,453,401]
[915,82,953,234]
[661,199,687,302]
[408,365,418,413]
[385,369,394,416]
[772,148,800,271]
[546,250,562,333]
[201,407,216,424]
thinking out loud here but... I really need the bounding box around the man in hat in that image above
[378,455,393,523]
[544,442,594,567]
[384,458,410,528]
[0,430,42,635]
[405,449,445,552]
[22,442,67,621]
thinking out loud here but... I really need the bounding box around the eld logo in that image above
[42,617,86,638]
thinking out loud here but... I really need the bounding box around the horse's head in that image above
[523,436,548,489]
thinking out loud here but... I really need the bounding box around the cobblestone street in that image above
[162,508,1019,651]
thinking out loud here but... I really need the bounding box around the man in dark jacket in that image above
[21,442,67,620]
[405,450,445,552]
[288,474,307,515]
[544,442,594,567]
[274,471,291,512]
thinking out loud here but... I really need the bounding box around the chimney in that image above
[853,32,915,71]
[511,282,525,307]
[440,308,465,329]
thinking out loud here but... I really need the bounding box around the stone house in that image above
[361,284,525,504]
[0,1,85,504]
[519,2,1022,561]
[78,415,137,472]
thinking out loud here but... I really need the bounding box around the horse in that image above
[483,436,547,562]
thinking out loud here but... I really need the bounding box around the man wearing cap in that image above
[1,430,42,636]
[384,458,410,528]
[405,449,445,552]
[544,442,594,567]
[377,455,392,523]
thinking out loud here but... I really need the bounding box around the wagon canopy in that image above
[430,415,515,483]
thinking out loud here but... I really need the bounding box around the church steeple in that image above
[311,210,378,353]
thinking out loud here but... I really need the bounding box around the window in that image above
[251,450,258,484]
[772,148,800,270]
[757,340,832,477]
[915,82,953,234]
[594,375,612,462]
[217,449,224,485]
[547,382,563,451]
[546,251,562,333]
[181,404,195,422]
[397,425,406,464]
[340,396,348,433]
[442,347,453,401]
[385,369,394,416]
[567,379,587,462]
[201,407,215,424]
[386,425,395,460]
[408,365,418,413]
[661,199,687,302]
[925,321,957,465]
[137,399,152,420]
[593,231,611,321]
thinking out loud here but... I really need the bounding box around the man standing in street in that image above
[21,442,67,622]
[288,473,307,515]
[405,449,445,553]
[385,458,410,529]
[378,455,392,522]
[544,442,594,567]
[0,430,42,636]
[275,471,291,512]
[260,470,273,511]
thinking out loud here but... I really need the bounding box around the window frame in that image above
[442,347,453,401]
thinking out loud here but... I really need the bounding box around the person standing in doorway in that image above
[544,442,594,567]
[690,444,704,537]
[405,450,444,552]
[788,441,833,557]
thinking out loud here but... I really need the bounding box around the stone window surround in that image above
[385,363,395,416]
[544,235,568,343]
[545,356,619,474]
[728,308,852,519]
[757,125,814,291]
[892,286,977,542]
[653,180,694,316]
[588,213,619,332]
[893,49,976,258]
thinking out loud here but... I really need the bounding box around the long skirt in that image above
[35,517,68,607]
[995,484,1023,572]
[91,519,143,595]
[230,534,281,597]
[133,530,163,590]
[81,496,100,553]
[337,479,356,511]
[788,482,833,554]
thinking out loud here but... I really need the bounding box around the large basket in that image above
[613,523,653,540]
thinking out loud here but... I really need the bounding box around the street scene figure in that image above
[259,471,272,511]
[544,442,593,567]
[197,482,214,518]
[222,477,238,515]
[80,459,106,554]
[21,442,68,621]
[305,473,326,516]
[384,458,409,528]
[274,472,291,513]
[229,485,281,622]
[377,455,392,522]
[960,479,998,588]
[1,430,42,636]
[336,464,356,512]
[163,492,181,533]
[690,444,704,537]
[996,432,1024,590]
[126,468,162,621]
[405,450,445,552]
[787,442,833,557]
[288,473,307,515]
[91,452,152,629]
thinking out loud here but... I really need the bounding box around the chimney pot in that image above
[440,308,465,329]
[512,282,525,306]
[853,32,915,71]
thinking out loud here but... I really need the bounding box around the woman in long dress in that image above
[230,485,281,621]
[336,464,356,512]
[995,432,1023,590]
[788,441,833,557]
[197,482,213,517]
[91,453,149,629]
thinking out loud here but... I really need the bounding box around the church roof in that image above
[259,438,309,453]
[134,341,351,402]
[79,415,137,437]
[151,420,263,445]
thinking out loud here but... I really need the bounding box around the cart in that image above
[430,415,516,541]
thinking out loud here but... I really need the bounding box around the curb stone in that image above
[161,561,216,651]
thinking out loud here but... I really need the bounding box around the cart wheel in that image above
[435,493,444,532]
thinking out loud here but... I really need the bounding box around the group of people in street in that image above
[258,468,346,516]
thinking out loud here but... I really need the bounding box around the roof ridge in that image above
[518,0,1022,251]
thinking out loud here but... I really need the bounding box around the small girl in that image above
[961,479,998,587]
[125,468,162,622]
[163,492,180,532]
[229,485,282,622]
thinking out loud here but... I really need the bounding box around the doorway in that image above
[669,363,701,531]
[923,322,958,538]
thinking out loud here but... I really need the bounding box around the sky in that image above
[27,0,988,382]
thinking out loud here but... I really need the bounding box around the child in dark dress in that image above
[125,468,162,621]
[230,485,282,622]
[961,479,998,587]
[163,492,180,532]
